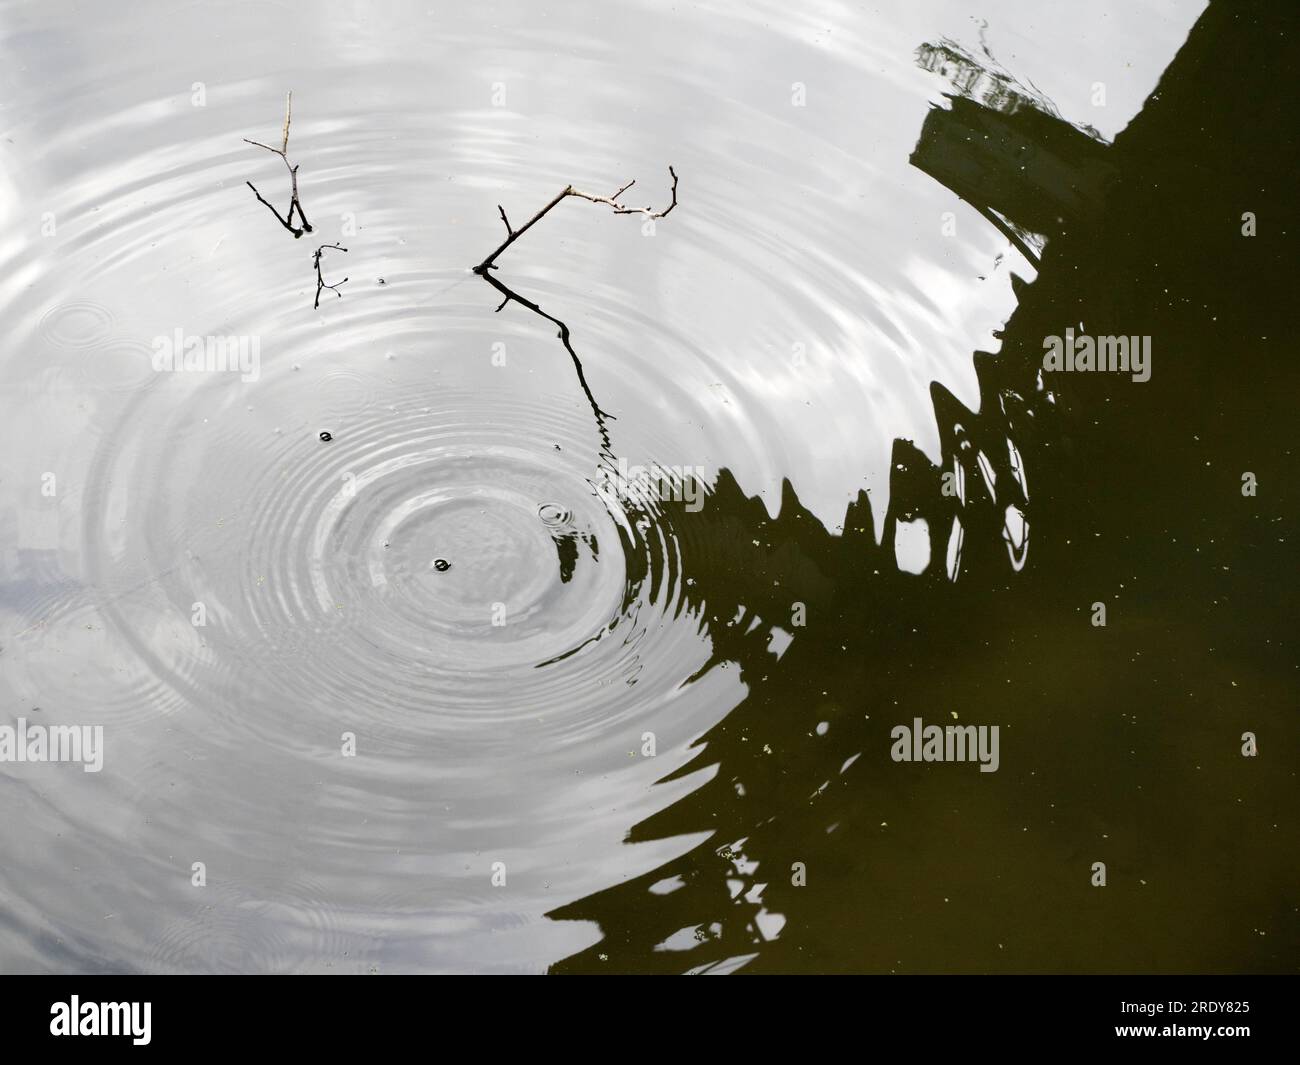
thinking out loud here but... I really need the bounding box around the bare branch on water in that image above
[474,166,678,273]
[244,91,313,238]
[471,165,680,449]
[313,243,348,309]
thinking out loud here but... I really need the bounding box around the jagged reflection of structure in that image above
[544,0,1297,974]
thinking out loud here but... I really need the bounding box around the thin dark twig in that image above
[478,270,616,455]
[313,243,348,309]
[245,181,300,236]
[470,164,680,462]
[244,91,313,238]
[476,269,667,632]
[474,166,678,273]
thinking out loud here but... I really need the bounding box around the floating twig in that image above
[244,91,313,238]
[474,166,678,273]
[313,243,348,309]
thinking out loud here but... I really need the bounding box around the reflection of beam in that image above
[909,95,1116,239]
[915,40,1061,119]
[969,199,1039,266]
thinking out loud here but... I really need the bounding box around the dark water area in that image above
[0,0,1295,974]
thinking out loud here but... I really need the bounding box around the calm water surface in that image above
[0,0,1294,973]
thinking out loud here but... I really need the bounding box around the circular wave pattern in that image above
[39,300,114,349]
[216,392,686,742]
[71,338,702,760]
[0,0,980,971]
[80,335,160,393]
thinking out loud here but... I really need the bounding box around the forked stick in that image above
[474,166,678,273]
[244,91,313,238]
[313,243,348,309]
